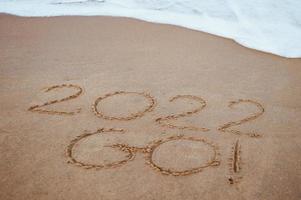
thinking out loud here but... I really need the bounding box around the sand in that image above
[0,14,300,200]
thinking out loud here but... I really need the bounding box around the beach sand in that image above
[0,14,300,200]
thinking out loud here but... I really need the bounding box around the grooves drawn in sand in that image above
[92,91,156,121]
[66,128,136,169]
[228,139,242,184]
[145,135,220,176]
[155,95,210,131]
[28,84,83,115]
[66,130,220,176]
[218,99,264,137]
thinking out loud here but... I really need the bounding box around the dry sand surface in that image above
[0,14,301,200]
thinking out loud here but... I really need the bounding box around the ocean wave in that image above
[0,0,300,58]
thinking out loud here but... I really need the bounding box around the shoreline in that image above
[0,14,300,200]
[0,12,300,59]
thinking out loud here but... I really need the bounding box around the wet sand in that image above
[0,14,300,200]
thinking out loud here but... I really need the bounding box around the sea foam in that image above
[0,0,300,58]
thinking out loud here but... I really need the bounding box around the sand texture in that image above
[0,14,301,200]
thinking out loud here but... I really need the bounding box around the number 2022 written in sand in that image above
[28,83,265,138]
[28,84,265,182]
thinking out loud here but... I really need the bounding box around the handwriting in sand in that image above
[29,84,265,183]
